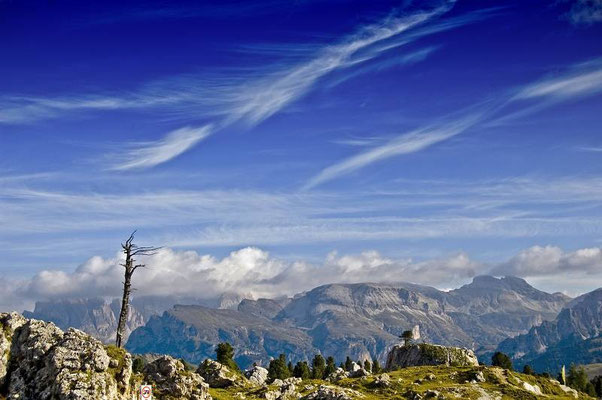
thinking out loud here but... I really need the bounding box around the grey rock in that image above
[0,312,27,386]
[245,365,269,385]
[197,359,240,388]
[386,343,479,370]
[326,368,349,382]
[349,368,369,378]
[303,384,360,400]
[6,321,125,400]
[1,314,212,400]
[143,355,211,400]
[373,373,390,388]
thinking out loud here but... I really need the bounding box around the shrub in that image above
[132,357,144,374]
[491,352,513,371]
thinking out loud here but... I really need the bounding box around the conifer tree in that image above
[372,359,382,374]
[324,356,336,378]
[268,353,291,380]
[311,354,326,379]
[293,361,311,380]
[344,356,353,371]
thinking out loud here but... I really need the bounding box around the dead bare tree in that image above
[115,230,160,348]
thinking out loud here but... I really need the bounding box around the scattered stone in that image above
[424,373,436,381]
[373,373,391,388]
[327,367,349,382]
[245,365,269,385]
[404,389,423,400]
[424,389,440,398]
[303,384,363,400]
[144,355,211,400]
[197,358,239,388]
[471,371,486,383]
[521,381,542,396]
[349,367,370,378]
[273,378,285,387]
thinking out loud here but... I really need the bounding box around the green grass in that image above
[207,365,595,400]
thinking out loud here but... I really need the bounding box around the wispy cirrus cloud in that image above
[305,57,602,188]
[108,125,214,170]
[2,1,499,171]
[304,110,487,189]
[514,58,602,101]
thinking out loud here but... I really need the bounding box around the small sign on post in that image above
[140,384,153,400]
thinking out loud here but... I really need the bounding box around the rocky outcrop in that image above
[385,343,479,370]
[143,356,211,399]
[0,312,27,386]
[245,365,269,385]
[197,359,240,388]
[0,313,213,400]
[4,318,130,400]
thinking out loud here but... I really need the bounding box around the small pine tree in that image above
[216,342,240,372]
[567,364,590,393]
[344,356,353,372]
[293,361,311,380]
[311,354,326,379]
[324,356,336,379]
[288,361,294,376]
[522,365,534,375]
[364,360,372,373]
[491,352,513,371]
[372,359,381,374]
[400,330,414,346]
[268,353,291,381]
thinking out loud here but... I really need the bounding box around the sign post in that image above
[140,384,153,400]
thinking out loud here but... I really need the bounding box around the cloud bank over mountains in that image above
[2,244,600,313]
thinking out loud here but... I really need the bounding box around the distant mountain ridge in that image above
[496,288,602,372]
[122,276,572,368]
[22,292,247,344]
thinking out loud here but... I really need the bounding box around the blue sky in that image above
[1,0,602,308]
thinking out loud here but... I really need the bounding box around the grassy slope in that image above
[208,365,594,400]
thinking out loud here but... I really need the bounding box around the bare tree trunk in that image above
[115,231,159,348]
[116,269,132,347]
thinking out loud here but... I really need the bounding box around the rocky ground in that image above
[0,313,594,400]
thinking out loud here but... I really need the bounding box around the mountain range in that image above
[23,275,594,370]
[124,276,570,367]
